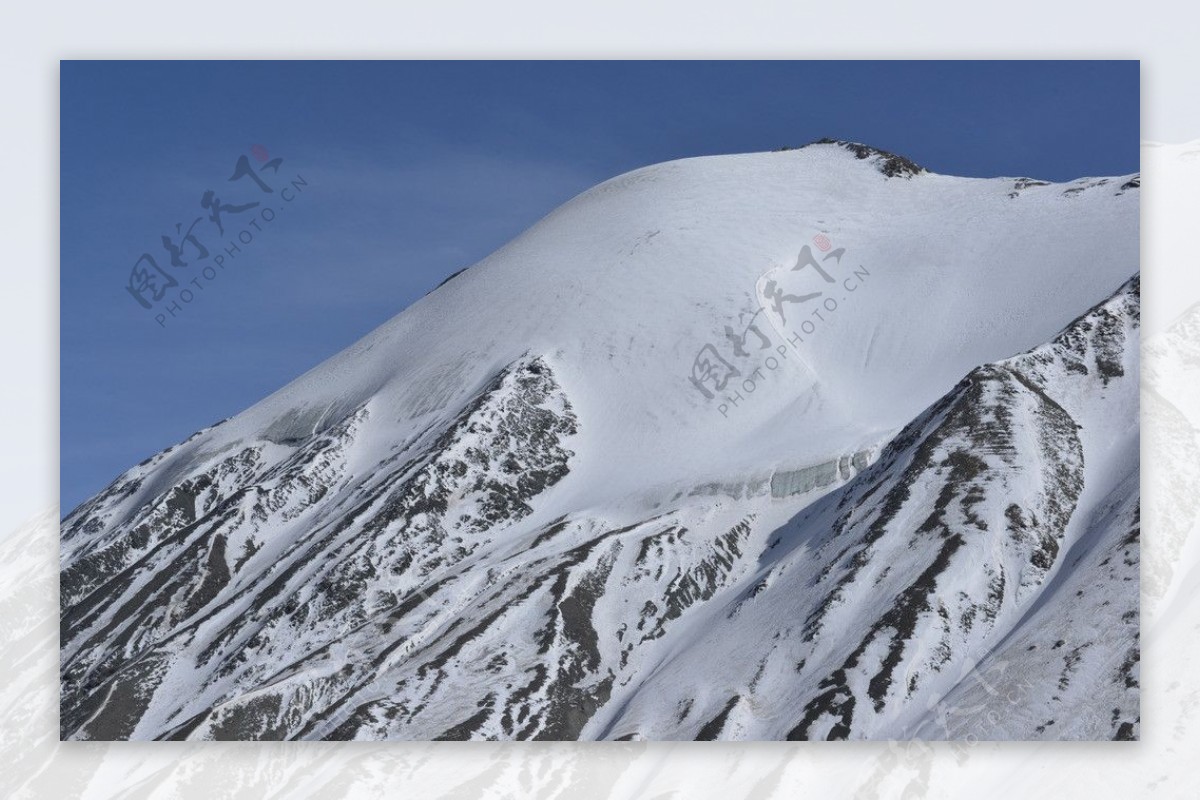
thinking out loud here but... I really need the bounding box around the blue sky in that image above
[60,60,1139,511]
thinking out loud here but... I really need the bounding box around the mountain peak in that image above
[774,138,927,178]
[59,144,1138,741]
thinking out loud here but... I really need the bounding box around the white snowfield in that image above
[60,141,1139,741]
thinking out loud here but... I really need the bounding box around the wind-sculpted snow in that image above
[60,143,1138,740]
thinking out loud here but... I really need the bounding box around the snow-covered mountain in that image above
[60,140,1139,741]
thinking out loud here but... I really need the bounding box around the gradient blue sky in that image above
[60,60,1139,511]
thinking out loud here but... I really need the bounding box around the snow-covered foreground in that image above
[60,141,1139,740]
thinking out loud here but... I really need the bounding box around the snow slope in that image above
[60,141,1139,740]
